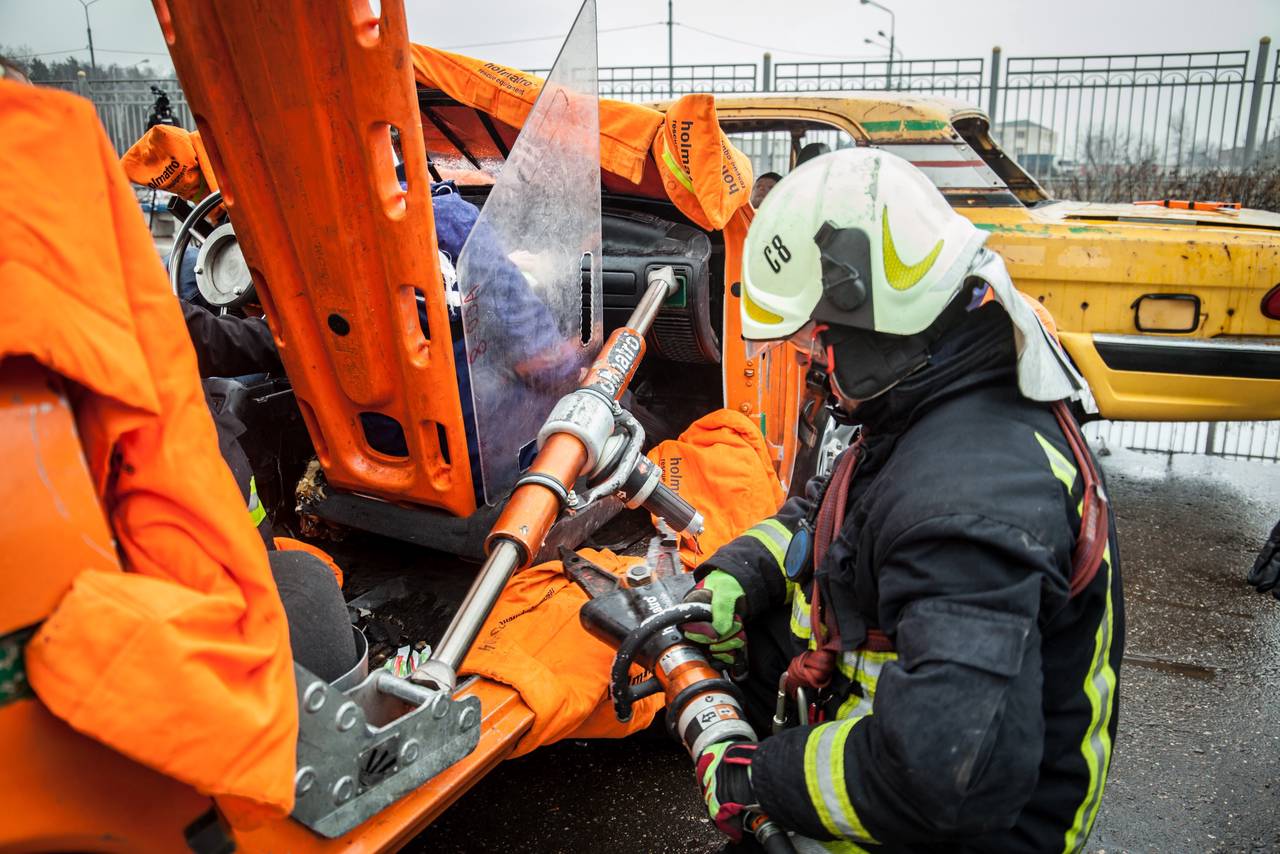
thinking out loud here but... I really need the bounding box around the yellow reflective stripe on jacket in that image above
[790,585,812,640]
[1061,543,1117,853]
[819,840,873,854]
[743,518,793,572]
[803,719,879,844]
[660,143,696,193]
[834,650,897,719]
[1035,431,1077,492]
[247,475,266,526]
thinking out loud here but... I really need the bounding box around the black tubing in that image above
[756,820,797,854]
[610,602,711,722]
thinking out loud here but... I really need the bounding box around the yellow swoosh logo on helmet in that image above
[882,205,943,291]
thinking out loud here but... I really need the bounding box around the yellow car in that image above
[696,93,1280,421]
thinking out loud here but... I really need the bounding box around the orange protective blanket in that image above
[0,81,296,826]
[459,548,659,756]
[120,124,218,200]
[652,95,754,231]
[649,408,787,568]
[409,46,753,229]
[458,409,785,755]
[410,45,663,186]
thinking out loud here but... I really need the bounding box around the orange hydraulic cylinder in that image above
[487,326,646,563]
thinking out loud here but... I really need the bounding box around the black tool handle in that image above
[640,478,701,535]
[619,456,703,536]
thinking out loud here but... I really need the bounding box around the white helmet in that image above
[741,147,988,340]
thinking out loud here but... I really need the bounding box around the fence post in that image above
[75,69,89,99]
[1243,36,1271,165]
[762,51,772,92]
[987,46,1002,124]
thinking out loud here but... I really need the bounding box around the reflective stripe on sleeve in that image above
[247,475,266,526]
[803,719,879,844]
[743,518,793,572]
[1061,544,1117,853]
[790,585,812,640]
[834,650,897,720]
[1035,431,1077,492]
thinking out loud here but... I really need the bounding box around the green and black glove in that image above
[681,570,749,669]
[695,740,760,842]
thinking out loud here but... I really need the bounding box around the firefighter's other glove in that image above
[682,570,748,668]
[696,740,759,842]
[1247,518,1280,600]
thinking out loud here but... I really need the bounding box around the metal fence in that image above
[530,63,758,101]
[51,37,1279,184]
[1265,48,1280,157]
[772,57,987,107]
[995,49,1259,190]
[45,77,195,156]
[1084,420,1280,463]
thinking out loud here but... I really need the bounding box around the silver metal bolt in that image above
[304,682,326,713]
[458,705,479,732]
[431,693,451,719]
[294,766,316,797]
[400,738,421,765]
[193,264,204,275]
[233,285,245,295]
[332,776,356,805]
[335,701,360,732]
[626,564,654,587]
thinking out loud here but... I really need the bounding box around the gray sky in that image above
[2,0,1277,75]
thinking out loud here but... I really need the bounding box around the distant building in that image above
[994,119,1059,175]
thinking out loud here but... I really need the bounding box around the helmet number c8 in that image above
[763,234,792,273]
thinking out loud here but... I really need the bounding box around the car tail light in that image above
[1264,283,1280,321]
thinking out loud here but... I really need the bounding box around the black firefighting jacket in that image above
[698,304,1124,853]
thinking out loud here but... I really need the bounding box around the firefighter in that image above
[684,148,1124,852]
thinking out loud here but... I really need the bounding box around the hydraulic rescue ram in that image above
[412,266,705,693]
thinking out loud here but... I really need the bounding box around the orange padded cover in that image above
[409,46,755,232]
[652,94,754,231]
[120,124,218,200]
[648,408,787,567]
[410,45,664,185]
[0,80,296,827]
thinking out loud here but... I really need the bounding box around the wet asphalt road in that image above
[404,446,1280,854]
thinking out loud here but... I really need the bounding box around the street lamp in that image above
[864,36,903,61]
[860,0,901,90]
[862,38,903,89]
[76,0,103,73]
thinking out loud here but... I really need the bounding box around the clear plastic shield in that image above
[457,0,603,504]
